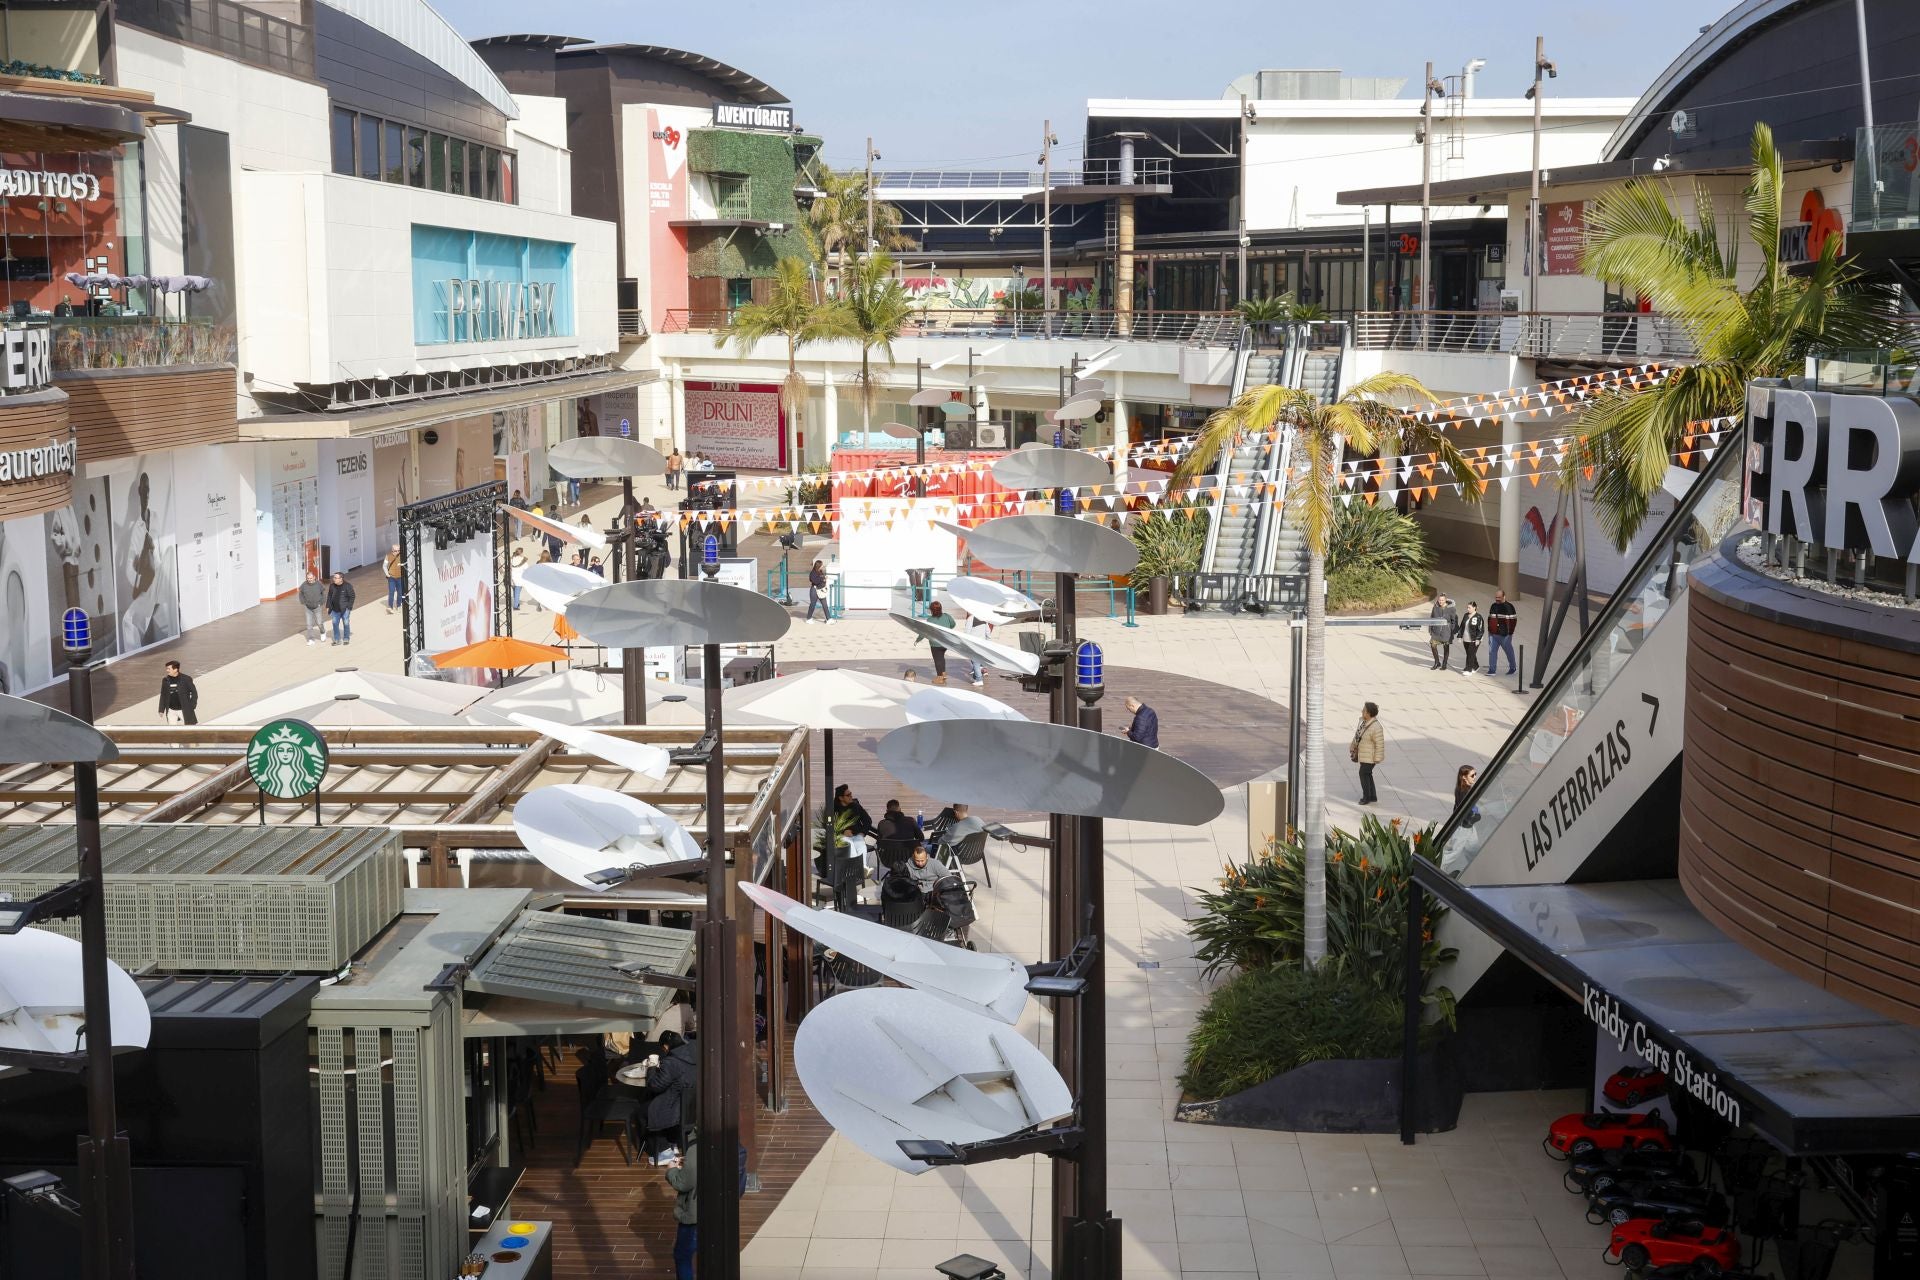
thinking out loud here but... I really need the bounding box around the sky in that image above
[449,0,1734,170]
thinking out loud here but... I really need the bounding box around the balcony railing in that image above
[1351,310,1698,363]
[49,318,237,373]
[118,0,315,79]
[1852,124,1920,234]
[1056,156,1173,187]
[660,307,1241,346]
[617,309,648,339]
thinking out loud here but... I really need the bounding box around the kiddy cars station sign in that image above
[1583,982,1744,1127]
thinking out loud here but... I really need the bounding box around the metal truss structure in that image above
[398,480,511,667]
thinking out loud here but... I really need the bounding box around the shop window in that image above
[358,114,380,182]
[0,148,144,318]
[383,121,405,184]
[330,107,355,176]
[429,134,448,191]
[725,278,753,310]
[448,139,465,196]
[483,149,501,202]
[499,153,515,205]
[713,176,750,220]
[407,128,426,188]
[467,145,483,202]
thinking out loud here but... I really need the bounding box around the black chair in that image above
[814,951,884,995]
[875,835,917,873]
[574,1063,640,1166]
[881,896,923,931]
[941,830,992,889]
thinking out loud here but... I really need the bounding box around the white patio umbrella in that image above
[467,668,710,727]
[213,667,482,724]
[720,668,922,825]
[227,693,467,729]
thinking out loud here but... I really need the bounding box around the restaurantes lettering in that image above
[0,436,76,484]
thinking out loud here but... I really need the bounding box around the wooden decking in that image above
[511,1030,832,1278]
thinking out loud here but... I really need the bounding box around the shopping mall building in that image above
[0,0,641,699]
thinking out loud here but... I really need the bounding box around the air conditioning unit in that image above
[975,422,1008,448]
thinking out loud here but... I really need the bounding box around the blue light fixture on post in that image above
[1074,639,1103,705]
[701,533,721,581]
[62,608,91,659]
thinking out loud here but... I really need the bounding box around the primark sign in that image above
[1749,381,1920,570]
[440,279,561,344]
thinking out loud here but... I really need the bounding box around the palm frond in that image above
[1172,384,1314,485]
[1744,122,1784,292]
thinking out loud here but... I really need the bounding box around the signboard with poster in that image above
[1542,200,1586,276]
[684,381,786,470]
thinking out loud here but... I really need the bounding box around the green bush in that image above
[1130,509,1209,580]
[1326,499,1431,585]
[1180,963,1419,1097]
[1189,815,1457,1013]
[1327,564,1431,613]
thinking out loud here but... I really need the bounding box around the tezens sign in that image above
[712,103,794,132]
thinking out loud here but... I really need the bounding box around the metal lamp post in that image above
[1066,640,1114,1275]
[0,615,135,1280]
[561,579,792,1280]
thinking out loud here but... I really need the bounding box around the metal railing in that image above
[47,317,237,372]
[1852,124,1920,233]
[662,307,1241,347]
[873,170,1040,190]
[118,0,315,78]
[1056,156,1173,186]
[617,309,648,339]
[1806,341,1920,395]
[1351,310,1698,363]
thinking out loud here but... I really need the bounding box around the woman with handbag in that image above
[1351,701,1385,806]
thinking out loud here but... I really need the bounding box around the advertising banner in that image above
[685,381,785,470]
[318,439,375,572]
[646,107,699,330]
[44,470,119,664]
[1542,200,1586,276]
[0,507,50,695]
[172,444,254,632]
[260,442,320,599]
[420,528,495,683]
[107,454,182,654]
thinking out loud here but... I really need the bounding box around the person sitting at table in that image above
[875,798,914,842]
[831,784,874,838]
[638,1029,698,1161]
[937,802,988,853]
[903,842,943,895]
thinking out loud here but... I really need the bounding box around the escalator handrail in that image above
[1432,425,1749,857]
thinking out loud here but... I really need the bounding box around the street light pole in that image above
[1237,93,1250,305]
[865,137,879,256]
[696,598,740,1280]
[622,477,646,725]
[1526,37,1555,317]
[1046,573,1079,1280]
[1419,61,1439,315]
[1041,119,1057,336]
[63,624,134,1280]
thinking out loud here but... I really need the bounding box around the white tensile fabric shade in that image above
[467,670,709,727]
[720,668,922,733]
[0,927,150,1058]
[903,685,1027,724]
[212,668,482,724]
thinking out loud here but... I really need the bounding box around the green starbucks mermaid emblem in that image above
[246,719,330,800]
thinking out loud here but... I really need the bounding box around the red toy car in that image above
[1605,1065,1670,1107]
[1544,1110,1673,1158]
[1606,1217,1741,1272]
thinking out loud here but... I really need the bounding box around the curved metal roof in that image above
[1603,0,1812,160]
[470,34,786,103]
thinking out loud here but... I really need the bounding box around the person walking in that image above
[156,661,198,725]
[1453,764,1482,828]
[1428,594,1460,671]
[1124,696,1160,748]
[804,559,833,624]
[1486,589,1519,676]
[297,570,326,645]
[1459,601,1486,676]
[664,1134,698,1280]
[509,545,528,610]
[921,599,956,683]
[326,571,356,646]
[665,449,684,492]
[383,545,404,614]
[1351,701,1385,806]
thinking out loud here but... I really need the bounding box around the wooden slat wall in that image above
[61,366,236,463]
[1682,587,1920,1025]
[0,389,71,522]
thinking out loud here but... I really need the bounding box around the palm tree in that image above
[1575,121,1899,545]
[836,252,914,446]
[715,257,855,473]
[1175,373,1482,965]
[804,163,914,287]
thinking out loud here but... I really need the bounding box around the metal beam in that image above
[127,759,249,824]
[442,736,561,826]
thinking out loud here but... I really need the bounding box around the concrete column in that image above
[1497,414,1522,599]
[1116,195,1137,337]
[1112,368,1129,493]
[822,362,839,462]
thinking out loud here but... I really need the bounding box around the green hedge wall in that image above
[685,128,814,278]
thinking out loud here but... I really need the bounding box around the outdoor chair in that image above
[941,830,992,889]
[814,950,883,996]
[875,835,917,874]
[881,896,923,931]
[573,1063,640,1166]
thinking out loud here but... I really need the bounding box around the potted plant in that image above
[1235,295,1291,346]
[1176,816,1465,1133]
[1129,509,1208,615]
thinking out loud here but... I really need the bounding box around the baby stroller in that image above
[913,871,976,948]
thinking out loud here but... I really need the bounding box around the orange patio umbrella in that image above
[430,635,568,671]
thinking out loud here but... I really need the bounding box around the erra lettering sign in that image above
[1583,983,1744,1127]
[1,326,50,391]
[1752,386,1920,565]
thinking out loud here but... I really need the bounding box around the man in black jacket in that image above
[157,661,198,725]
[326,571,356,646]
[640,1031,698,1159]
[1486,590,1519,675]
[1458,601,1486,676]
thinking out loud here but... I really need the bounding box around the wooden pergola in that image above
[0,721,816,1133]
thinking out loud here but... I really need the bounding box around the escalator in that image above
[1433,430,1749,1002]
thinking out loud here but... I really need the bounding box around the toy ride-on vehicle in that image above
[1588,1178,1729,1227]
[1545,1109,1674,1159]
[1604,1065,1670,1107]
[1605,1217,1740,1273]
[1565,1146,1697,1195]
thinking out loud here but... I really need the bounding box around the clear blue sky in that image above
[450,0,1733,168]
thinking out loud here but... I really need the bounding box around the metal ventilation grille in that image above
[0,824,403,971]
[465,910,695,1020]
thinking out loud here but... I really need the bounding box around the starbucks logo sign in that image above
[246,719,330,800]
